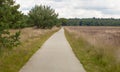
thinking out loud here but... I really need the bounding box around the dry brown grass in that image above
[0,27,60,72]
[10,27,59,42]
[65,26,120,55]
[65,26,120,72]
[66,26,120,48]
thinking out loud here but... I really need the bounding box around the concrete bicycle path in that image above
[19,28,86,72]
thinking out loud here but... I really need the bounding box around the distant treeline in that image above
[60,18,120,26]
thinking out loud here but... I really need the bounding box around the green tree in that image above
[29,5,59,29]
[0,0,21,49]
[0,0,25,29]
[66,18,120,26]
[59,18,67,26]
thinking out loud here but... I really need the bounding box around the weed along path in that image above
[19,28,86,72]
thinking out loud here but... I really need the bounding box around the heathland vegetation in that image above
[0,0,60,50]
[1,0,120,72]
[65,26,120,72]
[0,27,59,72]
[0,0,60,72]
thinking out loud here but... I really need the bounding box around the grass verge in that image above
[0,28,59,72]
[64,28,120,72]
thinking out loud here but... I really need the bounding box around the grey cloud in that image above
[83,6,120,15]
[74,5,120,15]
[16,0,120,18]
[53,0,63,2]
[74,6,109,10]
[101,9,120,15]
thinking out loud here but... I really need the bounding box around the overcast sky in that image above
[15,0,120,18]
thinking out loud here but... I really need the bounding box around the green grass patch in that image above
[64,29,120,72]
[0,29,59,72]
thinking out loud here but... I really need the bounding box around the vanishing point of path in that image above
[20,28,86,72]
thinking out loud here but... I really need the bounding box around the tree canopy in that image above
[0,0,22,49]
[65,18,120,26]
[29,5,59,29]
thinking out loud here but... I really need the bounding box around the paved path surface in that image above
[19,28,86,72]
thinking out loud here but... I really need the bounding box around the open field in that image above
[65,26,120,72]
[0,27,60,72]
